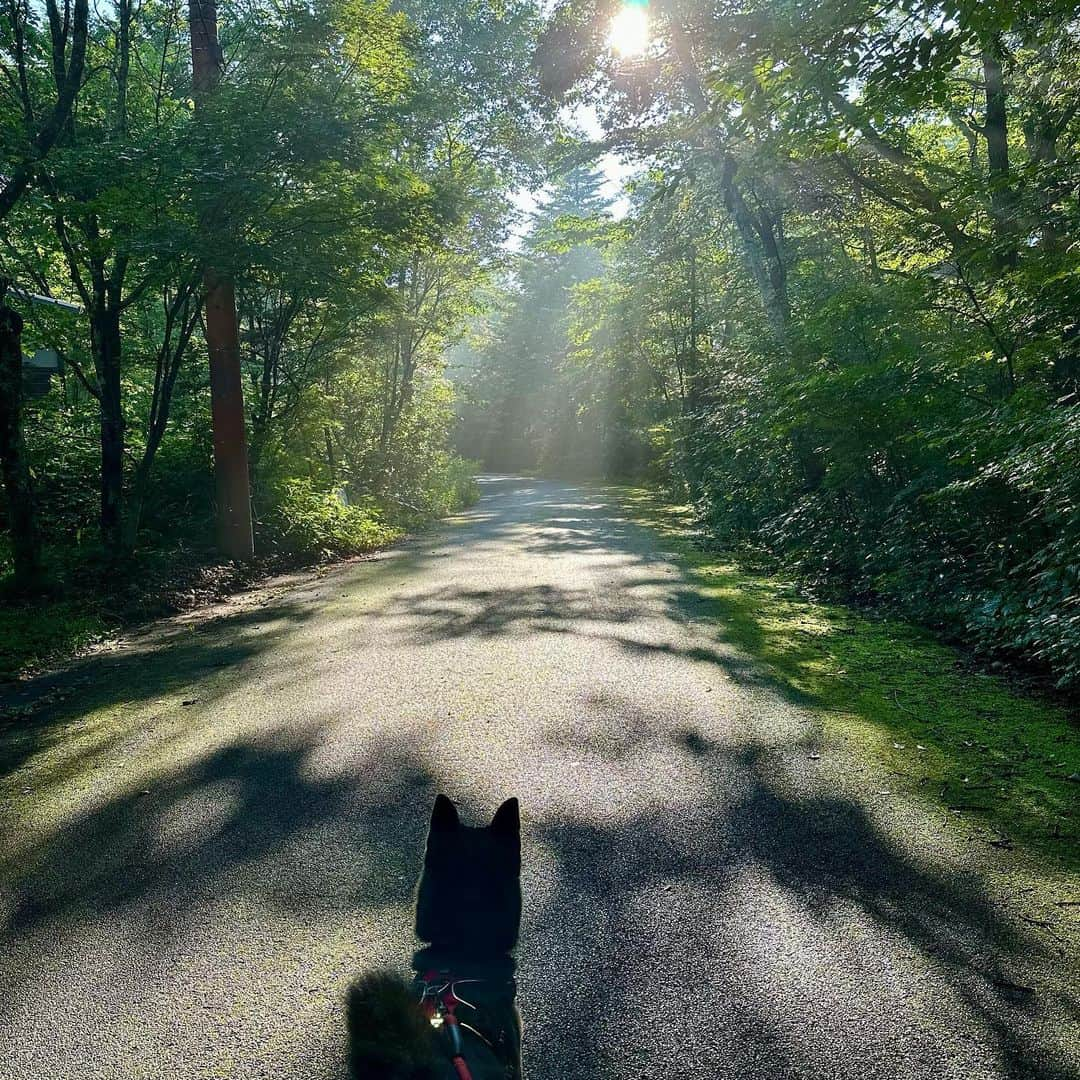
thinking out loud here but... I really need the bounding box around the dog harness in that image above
[418,970,484,1080]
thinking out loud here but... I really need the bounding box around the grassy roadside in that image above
[614,487,1079,869]
[1,466,481,685]
[0,600,111,681]
[0,534,406,685]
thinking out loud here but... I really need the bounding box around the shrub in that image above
[257,477,402,559]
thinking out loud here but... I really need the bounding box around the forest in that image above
[458,0,1080,690]
[2,0,1079,690]
[3,6,1079,1076]
[0,0,551,671]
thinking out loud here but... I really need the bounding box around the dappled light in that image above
[2,479,1076,1077]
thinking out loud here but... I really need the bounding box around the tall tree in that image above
[189,0,253,560]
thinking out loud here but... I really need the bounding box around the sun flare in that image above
[608,4,649,57]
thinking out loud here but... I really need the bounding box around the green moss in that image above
[615,487,1079,867]
[0,602,110,680]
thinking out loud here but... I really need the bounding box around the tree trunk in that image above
[189,0,254,560]
[686,243,701,412]
[668,22,791,341]
[0,305,42,587]
[982,38,1017,268]
[122,297,196,553]
[718,165,791,340]
[0,0,89,220]
[123,409,167,552]
[324,426,336,474]
[204,271,254,557]
[93,302,125,556]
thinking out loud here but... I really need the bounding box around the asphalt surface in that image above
[0,477,1077,1080]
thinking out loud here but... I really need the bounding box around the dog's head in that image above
[415,795,521,955]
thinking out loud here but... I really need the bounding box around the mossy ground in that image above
[0,530,404,683]
[0,601,110,679]
[615,487,1079,869]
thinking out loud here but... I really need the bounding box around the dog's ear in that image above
[489,797,519,839]
[430,794,460,831]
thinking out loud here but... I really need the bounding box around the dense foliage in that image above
[0,0,547,594]
[458,0,1080,687]
[3,0,1078,687]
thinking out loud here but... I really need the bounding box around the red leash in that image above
[419,970,476,1080]
[442,1001,473,1080]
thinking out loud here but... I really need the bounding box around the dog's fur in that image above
[347,795,522,1079]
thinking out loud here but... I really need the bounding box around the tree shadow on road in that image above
[382,477,1078,865]
[525,722,1078,1080]
[0,696,1074,1079]
[2,722,436,939]
[1,477,1074,1078]
[0,598,323,790]
[0,717,450,1078]
[383,574,820,709]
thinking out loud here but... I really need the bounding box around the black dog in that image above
[347,795,522,1079]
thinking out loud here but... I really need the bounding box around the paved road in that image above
[0,477,1077,1080]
